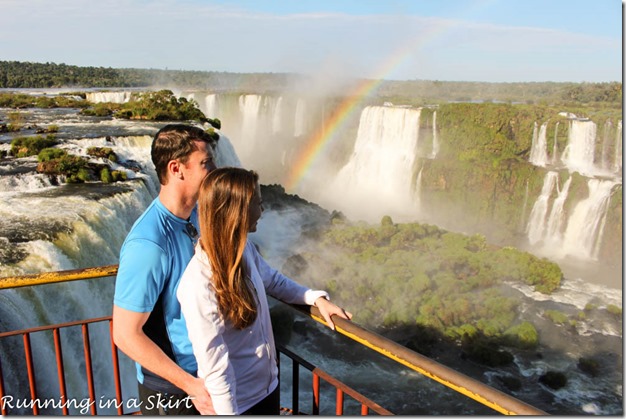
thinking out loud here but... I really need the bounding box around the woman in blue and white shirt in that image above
[177,167,352,415]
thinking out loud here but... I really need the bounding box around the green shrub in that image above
[38,147,67,162]
[111,170,127,182]
[207,117,221,129]
[544,310,568,325]
[87,146,118,162]
[80,102,121,117]
[38,154,92,183]
[11,135,59,157]
[113,90,207,122]
[503,321,538,349]
[100,167,112,183]
[606,304,622,317]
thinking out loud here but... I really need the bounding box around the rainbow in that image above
[282,0,495,191]
[284,19,454,191]
[284,77,380,191]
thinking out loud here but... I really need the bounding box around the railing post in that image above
[52,328,69,415]
[81,324,97,415]
[0,354,7,416]
[109,320,124,415]
[23,333,39,415]
[312,373,321,415]
[336,389,344,415]
[292,358,299,415]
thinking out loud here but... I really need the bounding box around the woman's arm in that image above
[247,241,352,329]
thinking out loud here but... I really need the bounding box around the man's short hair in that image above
[151,124,218,185]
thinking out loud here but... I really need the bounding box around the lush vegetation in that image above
[0,92,89,109]
[8,137,128,184]
[1,60,621,106]
[10,135,59,157]
[286,216,562,351]
[417,102,622,266]
[107,90,207,122]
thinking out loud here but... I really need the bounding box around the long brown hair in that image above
[197,167,259,329]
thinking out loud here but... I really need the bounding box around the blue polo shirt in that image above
[114,197,199,393]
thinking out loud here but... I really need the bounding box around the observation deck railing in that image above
[0,266,547,415]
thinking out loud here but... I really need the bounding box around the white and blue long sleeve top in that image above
[176,240,328,415]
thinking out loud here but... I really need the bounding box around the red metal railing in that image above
[0,317,125,415]
[0,266,548,415]
[0,316,389,415]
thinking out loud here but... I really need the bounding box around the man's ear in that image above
[168,159,184,180]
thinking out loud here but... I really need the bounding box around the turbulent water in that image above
[0,89,622,415]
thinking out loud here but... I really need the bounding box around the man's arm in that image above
[112,305,215,414]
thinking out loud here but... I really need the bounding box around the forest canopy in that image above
[0,60,621,105]
[284,217,563,349]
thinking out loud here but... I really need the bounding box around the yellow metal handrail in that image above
[0,266,548,415]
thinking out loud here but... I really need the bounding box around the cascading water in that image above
[544,175,572,243]
[529,122,549,167]
[559,178,618,260]
[525,173,618,262]
[551,121,560,165]
[0,132,160,413]
[85,91,132,104]
[429,111,439,159]
[205,94,218,119]
[0,121,242,414]
[294,98,307,137]
[526,171,558,245]
[614,120,622,173]
[327,105,422,222]
[561,119,597,176]
[237,94,263,164]
[271,96,283,134]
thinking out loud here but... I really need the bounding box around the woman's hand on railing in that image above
[314,297,352,331]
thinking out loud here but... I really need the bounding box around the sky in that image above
[1,0,622,83]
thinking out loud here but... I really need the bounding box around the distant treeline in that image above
[0,60,621,105]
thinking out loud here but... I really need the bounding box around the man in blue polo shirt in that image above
[113,124,217,415]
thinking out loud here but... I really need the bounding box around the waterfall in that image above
[85,91,132,104]
[525,172,616,262]
[561,119,597,175]
[430,111,439,159]
[328,105,422,221]
[551,122,560,165]
[294,98,307,137]
[529,122,549,167]
[526,171,558,245]
[205,94,218,119]
[237,94,263,164]
[272,96,284,134]
[601,120,613,171]
[0,130,242,414]
[614,120,622,174]
[559,179,617,260]
[544,175,572,245]
[414,166,424,212]
[518,180,530,232]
